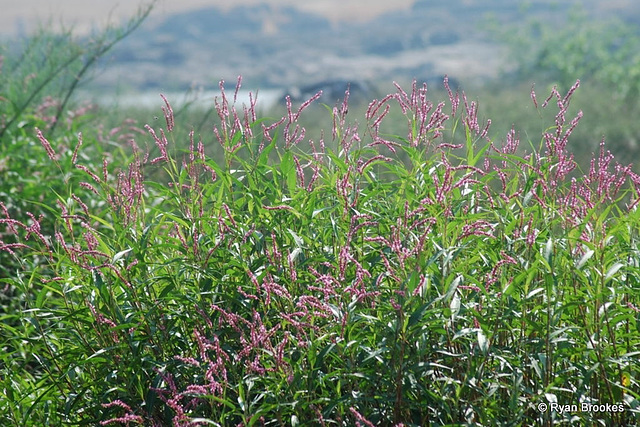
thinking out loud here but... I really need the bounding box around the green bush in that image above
[1,75,639,426]
[490,6,640,100]
[0,3,154,276]
[483,6,640,169]
[0,3,153,141]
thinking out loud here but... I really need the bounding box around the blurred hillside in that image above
[83,0,640,95]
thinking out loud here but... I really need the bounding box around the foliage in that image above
[469,81,640,173]
[1,73,640,426]
[489,7,640,101]
[0,2,155,277]
[0,2,154,141]
[481,4,640,172]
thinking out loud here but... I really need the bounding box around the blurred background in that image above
[2,0,505,100]
[3,0,640,168]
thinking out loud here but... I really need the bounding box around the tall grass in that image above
[1,75,639,426]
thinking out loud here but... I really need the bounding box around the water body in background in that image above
[86,88,285,112]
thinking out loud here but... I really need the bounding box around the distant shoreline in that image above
[81,88,285,111]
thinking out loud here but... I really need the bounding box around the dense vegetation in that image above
[1,5,640,426]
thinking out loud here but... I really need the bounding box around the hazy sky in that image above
[1,0,416,35]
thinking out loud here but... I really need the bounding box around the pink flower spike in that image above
[160,94,174,132]
[72,132,83,165]
[36,128,57,161]
[233,75,242,104]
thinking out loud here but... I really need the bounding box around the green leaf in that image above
[36,286,49,309]
[544,238,553,265]
[525,287,545,300]
[257,135,277,168]
[450,294,461,319]
[88,214,116,231]
[281,150,297,194]
[444,274,462,302]
[316,343,336,368]
[312,206,331,218]
[575,249,594,270]
[477,329,489,353]
[287,228,304,248]
[112,248,132,264]
[86,348,109,361]
[604,262,623,282]
[469,140,491,168]
[408,302,431,328]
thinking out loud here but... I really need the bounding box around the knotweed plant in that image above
[1,76,639,426]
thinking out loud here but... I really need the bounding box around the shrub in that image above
[0,3,153,140]
[489,6,640,101]
[1,76,639,426]
[0,3,154,276]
